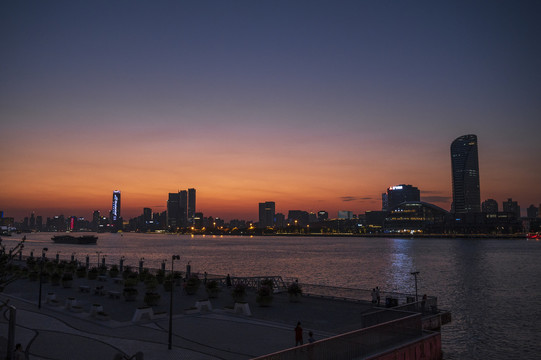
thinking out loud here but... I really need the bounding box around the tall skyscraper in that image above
[450,134,480,214]
[188,188,196,224]
[258,201,275,228]
[111,190,121,221]
[167,192,180,229]
[179,190,188,227]
[167,188,196,229]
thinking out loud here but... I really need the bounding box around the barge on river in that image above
[51,234,98,244]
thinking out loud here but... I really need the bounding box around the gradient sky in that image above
[1,0,540,222]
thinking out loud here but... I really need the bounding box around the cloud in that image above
[421,196,452,203]
[340,196,373,202]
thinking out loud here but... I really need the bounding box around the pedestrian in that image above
[375,286,381,306]
[226,274,232,287]
[13,343,24,360]
[204,271,208,285]
[371,288,377,304]
[421,294,427,312]
[308,331,315,343]
[295,321,303,346]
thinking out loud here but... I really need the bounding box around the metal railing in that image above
[252,313,424,360]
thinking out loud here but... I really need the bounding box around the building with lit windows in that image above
[502,198,520,218]
[450,134,481,214]
[111,190,121,221]
[188,188,196,224]
[385,201,450,234]
[384,184,420,211]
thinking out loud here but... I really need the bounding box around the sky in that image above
[1,0,540,222]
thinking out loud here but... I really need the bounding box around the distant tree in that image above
[0,237,25,292]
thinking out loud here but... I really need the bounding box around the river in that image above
[3,232,540,359]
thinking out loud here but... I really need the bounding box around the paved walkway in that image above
[1,275,376,360]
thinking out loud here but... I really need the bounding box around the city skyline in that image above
[1,1,540,222]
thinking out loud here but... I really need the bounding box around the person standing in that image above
[13,343,24,360]
[375,286,381,306]
[295,322,303,346]
[371,288,377,304]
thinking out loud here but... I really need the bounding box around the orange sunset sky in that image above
[1,1,540,221]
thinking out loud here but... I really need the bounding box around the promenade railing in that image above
[252,313,425,360]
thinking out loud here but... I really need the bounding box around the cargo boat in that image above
[51,235,98,244]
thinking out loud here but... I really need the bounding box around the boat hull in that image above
[51,235,98,244]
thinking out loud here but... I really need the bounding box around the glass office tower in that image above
[450,134,480,213]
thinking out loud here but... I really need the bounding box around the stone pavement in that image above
[0,275,376,360]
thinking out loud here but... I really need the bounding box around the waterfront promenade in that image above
[1,274,383,360]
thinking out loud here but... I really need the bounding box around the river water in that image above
[3,233,540,359]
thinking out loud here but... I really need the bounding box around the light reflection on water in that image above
[3,233,540,359]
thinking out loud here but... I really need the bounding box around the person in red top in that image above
[295,321,303,346]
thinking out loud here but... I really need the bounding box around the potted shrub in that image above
[50,272,61,286]
[163,273,173,292]
[231,283,247,303]
[76,266,87,278]
[256,285,273,307]
[123,286,138,302]
[287,282,302,302]
[109,264,119,278]
[144,292,161,306]
[87,267,99,280]
[144,274,158,291]
[156,269,165,284]
[62,273,73,288]
[205,280,220,298]
[184,274,201,295]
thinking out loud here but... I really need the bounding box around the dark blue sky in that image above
[1,0,540,220]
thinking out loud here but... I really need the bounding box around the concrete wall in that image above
[367,332,442,360]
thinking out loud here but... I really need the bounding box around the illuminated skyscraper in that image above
[450,134,480,214]
[111,190,121,221]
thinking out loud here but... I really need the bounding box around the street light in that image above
[168,254,180,350]
[96,251,102,267]
[411,271,420,302]
[38,247,48,309]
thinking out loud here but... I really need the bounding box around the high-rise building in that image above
[188,188,196,224]
[482,199,498,214]
[385,184,420,210]
[526,205,538,219]
[111,190,121,221]
[258,201,275,228]
[167,188,196,229]
[450,134,481,214]
[179,190,188,227]
[167,192,180,229]
[503,198,520,218]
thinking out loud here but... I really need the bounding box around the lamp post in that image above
[411,271,420,302]
[96,251,102,267]
[38,247,48,309]
[168,254,180,350]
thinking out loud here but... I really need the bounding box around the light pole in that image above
[411,271,420,302]
[168,254,180,350]
[38,247,48,309]
[96,251,102,267]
